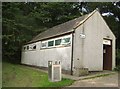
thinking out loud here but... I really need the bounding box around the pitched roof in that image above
[27,10,98,44]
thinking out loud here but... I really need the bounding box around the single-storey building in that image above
[21,9,116,76]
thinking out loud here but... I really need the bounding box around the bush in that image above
[114,49,120,71]
[114,66,120,71]
[116,49,120,66]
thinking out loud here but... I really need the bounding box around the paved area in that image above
[68,72,118,87]
[62,71,116,80]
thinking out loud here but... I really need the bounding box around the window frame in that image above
[33,45,36,50]
[22,46,26,51]
[41,41,48,48]
[30,44,36,50]
[55,39,62,46]
[40,34,72,49]
[27,46,29,50]
[23,44,37,51]
[48,40,54,47]
[61,37,71,45]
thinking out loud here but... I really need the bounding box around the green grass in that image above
[2,62,74,87]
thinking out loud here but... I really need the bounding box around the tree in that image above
[2,2,120,65]
[2,2,84,63]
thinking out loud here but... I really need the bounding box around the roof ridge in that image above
[73,9,98,29]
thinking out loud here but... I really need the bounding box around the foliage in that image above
[2,2,120,64]
[114,49,120,71]
[2,3,36,63]
[2,62,74,87]
[114,66,120,71]
[116,49,120,65]
[2,2,85,63]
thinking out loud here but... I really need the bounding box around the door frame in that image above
[103,38,112,70]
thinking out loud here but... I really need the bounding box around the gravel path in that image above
[69,72,118,87]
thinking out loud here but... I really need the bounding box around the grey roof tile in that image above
[27,14,88,44]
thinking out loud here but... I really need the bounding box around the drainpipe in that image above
[71,32,74,75]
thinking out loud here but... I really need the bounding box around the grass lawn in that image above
[2,62,74,87]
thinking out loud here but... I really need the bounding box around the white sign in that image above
[103,39,111,45]
[80,34,86,39]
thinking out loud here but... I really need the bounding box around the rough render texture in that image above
[21,34,72,71]
[73,11,116,71]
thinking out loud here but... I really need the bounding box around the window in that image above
[41,42,47,48]
[27,46,29,50]
[48,40,54,47]
[40,36,71,49]
[23,47,26,50]
[29,44,36,50]
[25,44,36,51]
[33,45,36,49]
[55,39,61,46]
[61,37,71,45]
[29,46,33,50]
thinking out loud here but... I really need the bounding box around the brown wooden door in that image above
[103,44,112,70]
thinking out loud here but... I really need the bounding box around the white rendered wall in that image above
[82,11,116,71]
[21,34,72,71]
[73,11,115,71]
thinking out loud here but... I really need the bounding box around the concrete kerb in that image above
[37,68,116,81]
[63,71,116,81]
